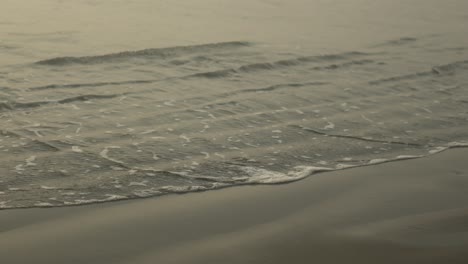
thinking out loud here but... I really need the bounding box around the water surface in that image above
[1,0,468,208]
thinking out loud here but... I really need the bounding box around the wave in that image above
[2,142,467,210]
[369,60,468,85]
[27,52,372,90]
[35,41,251,66]
[373,37,418,47]
[290,125,423,146]
[368,71,433,85]
[188,69,237,79]
[29,79,158,91]
[237,51,370,72]
[0,43,17,50]
[0,94,123,111]
[229,81,328,94]
[185,55,373,80]
[310,59,373,70]
[431,60,468,74]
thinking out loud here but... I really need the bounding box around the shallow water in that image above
[1,0,468,209]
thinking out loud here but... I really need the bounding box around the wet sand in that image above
[1,148,468,264]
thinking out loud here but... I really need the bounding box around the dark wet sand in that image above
[1,149,468,264]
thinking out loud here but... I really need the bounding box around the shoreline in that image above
[2,144,466,212]
[1,148,468,263]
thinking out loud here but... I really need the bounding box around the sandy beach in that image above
[1,148,467,264]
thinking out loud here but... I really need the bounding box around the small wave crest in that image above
[432,60,468,74]
[186,56,373,79]
[35,41,251,66]
[0,94,123,111]
[237,52,370,72]
[369,59,468,85]
[26,51,371,90]
[29,79,156,91]
[373,37,418,47]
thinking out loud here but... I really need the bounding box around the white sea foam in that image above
[100,146,125,164]
[14,164,25,171]
[0,201,11,209]
[35,202,54,207]
[63,194,128,206]
[368,158,388,165]
[129,181,148,187]
[324,122,335,130]
[238,165,332,184]
[25,156,36,166]
[448,141,468,147]
[133,188,161,197]
[180,135,191,143]
[159,185,208,193]
[72,146,83,153]
[429,147,446,154]
[335,164,357,169]
[396,155,422,159]
[16,146,467,209]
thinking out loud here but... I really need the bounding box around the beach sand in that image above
[1,148,468,264]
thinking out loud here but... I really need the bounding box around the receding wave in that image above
[35,41,251,65]
[1,142,466,210]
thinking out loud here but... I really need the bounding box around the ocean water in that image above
[1,0,468,209]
